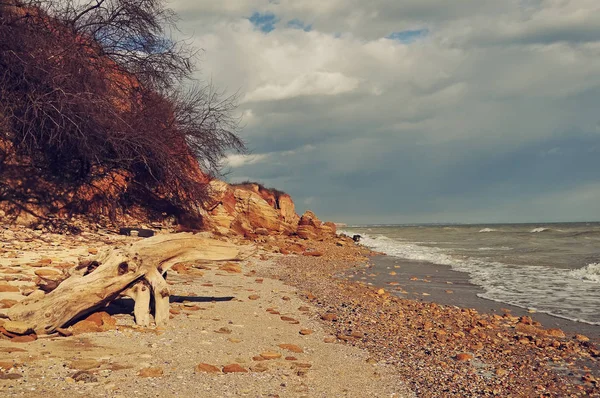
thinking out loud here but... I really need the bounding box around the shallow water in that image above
[341,223,600,325]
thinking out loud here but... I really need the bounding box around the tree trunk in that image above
[7,233,245,334]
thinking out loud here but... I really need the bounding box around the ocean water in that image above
[340,223,600,325]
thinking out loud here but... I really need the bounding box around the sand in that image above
[0,229,412,397]
[0,226,599,397]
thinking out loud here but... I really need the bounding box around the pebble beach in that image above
[0,226,598,397]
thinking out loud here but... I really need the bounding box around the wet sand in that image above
[346,255,600,341]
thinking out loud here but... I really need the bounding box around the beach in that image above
[0,227,598,397]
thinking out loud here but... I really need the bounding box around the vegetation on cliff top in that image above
[0,0,244,223]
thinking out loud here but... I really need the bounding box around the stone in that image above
[215,327,232,334]
[518,316,533,325]
[138,367,163,377]
[71,371,98,383]
[248,294,260,300]
[88,248,99,255]
[222,364,248,373]
[219,263,242,273]
[72,320,101,335]
[3,321,32,335]
[455,353,473,362]
[11,334,37,343]
[299,329,313,335]
[302,251,324,257]
[323,336,336,343]
[260,352,282,360]
[280,316,299,323]
[0,299,17,308]
[56,328,73,337]
[0,284,19,293]
[321,313,338,322]
[575,334,590,342]
[0,361,14,370]
[546,328,566,338]
[0,373,22,380]
[278,344,303,353]
[250,363,269,372]
[195,363,221,373]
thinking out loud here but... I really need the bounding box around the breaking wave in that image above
[530,227,550,233]
[340,230,600,325]
[569,263,600,283]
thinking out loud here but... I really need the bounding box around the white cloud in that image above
[244,71,359,102]
[170,0,600,222]
[223,153,269,168]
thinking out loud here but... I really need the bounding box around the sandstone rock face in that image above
[203,181,300,236]
[296,211,337,240]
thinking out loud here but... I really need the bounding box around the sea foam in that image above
[339,229,600,325]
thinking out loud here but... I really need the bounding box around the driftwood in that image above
[8,233,247,334]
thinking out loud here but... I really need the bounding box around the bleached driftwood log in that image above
[8,233,248,334]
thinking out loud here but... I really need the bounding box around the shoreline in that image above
[346,255,600,341]
[267,240,600,397]
[1,229,599,396]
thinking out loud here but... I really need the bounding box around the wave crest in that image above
[530,227,550,233]
[569,263,600,283]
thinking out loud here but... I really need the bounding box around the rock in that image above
[11,334,37,343]
[321,313,338,321]
[296,225,317,240]
[323,336,336,343]
[87,248,98,255]
[575,334,590,342]
[138,367,163,377]
[33,268,61,278]
[299,329,313,335]
[260,352,282,360]
[302,251,324,257]
[0,284,19,293]
[248,294,260,300]
[0,299,17,308]
[251,363,269,372]
[72,320,101,335]
[222,364,248,373]
[71,371,98,383]
[455,353,473,362]
[280,316,299,324]
[56,328,73,337]
[219,263,242,273]
[3,321,32,335]
[518,316,533,325]
[195,363,221,373]
[215,327,232,334]
[0,373,22,380]
[0,361,14,370]
[278,344,303,353]
[546,328,566,338]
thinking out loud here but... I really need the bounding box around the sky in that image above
[170,0,600,224]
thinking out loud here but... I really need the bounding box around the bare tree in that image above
[0,0,244,218]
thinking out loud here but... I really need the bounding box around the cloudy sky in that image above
[171,0,600,224]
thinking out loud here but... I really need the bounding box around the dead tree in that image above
[7,233,251,334]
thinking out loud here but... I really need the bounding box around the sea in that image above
[340,223,600,326]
